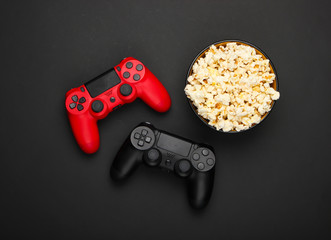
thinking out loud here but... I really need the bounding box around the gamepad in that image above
[110,122,216,209]
[65,57,171,154]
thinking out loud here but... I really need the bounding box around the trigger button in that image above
[80,87,85,92]
[116,67,121,71]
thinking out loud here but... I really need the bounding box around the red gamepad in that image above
[65,57,171,154]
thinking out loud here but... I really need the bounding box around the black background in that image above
[1,0,330,239]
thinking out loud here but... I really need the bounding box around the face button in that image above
[79,97,86,103]
[197,162,205,170]
[145,136,151,143]
[138,140,144,147]
[123,72,130,79]
[69,102,76,109]
[136,64,143,71]
[120,84,132,96]
[91,100,104,113]
[80,87,85,92]
[207,158,214,166]
[110,97,115,103]
[71,95,78,102]
[77,104,84,111]
[202,149,209,156]
[134,133,141,139]
[192,153,200,161]
[133,74,140,81]
[126,62,133,69]
[116,67,121,71]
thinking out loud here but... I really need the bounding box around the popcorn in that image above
[185,42,280,132]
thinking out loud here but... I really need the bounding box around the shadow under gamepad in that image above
[109,166,215,214]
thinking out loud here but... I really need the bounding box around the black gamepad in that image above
[110,122,216,209]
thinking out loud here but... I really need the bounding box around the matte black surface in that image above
[1,0,331,239]
[110,122,215,209]
[157,132,192,157]
[85,68,121,98]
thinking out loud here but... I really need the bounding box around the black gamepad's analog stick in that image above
[144,148,161,166]
[175,160,192,178]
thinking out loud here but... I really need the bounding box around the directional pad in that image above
[130,126,155,150]
[68,94,87,111]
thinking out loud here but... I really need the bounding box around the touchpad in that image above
[85,68,121,98]
[157,133,192,157]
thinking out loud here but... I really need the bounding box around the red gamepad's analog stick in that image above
[65,57,171,154]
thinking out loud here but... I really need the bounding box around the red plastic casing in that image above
[65,57,171,154]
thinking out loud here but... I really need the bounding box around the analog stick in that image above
[120,84,132,96]
[144,148,161,166]
[175,160,192,178]
[91,100,104,113]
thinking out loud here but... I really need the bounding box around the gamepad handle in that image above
[137,69,171,113]
[187,169,215,209]
[68,113,99,154]
[111,139,142,180]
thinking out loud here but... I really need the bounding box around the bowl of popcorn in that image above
[185,40,280,132]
